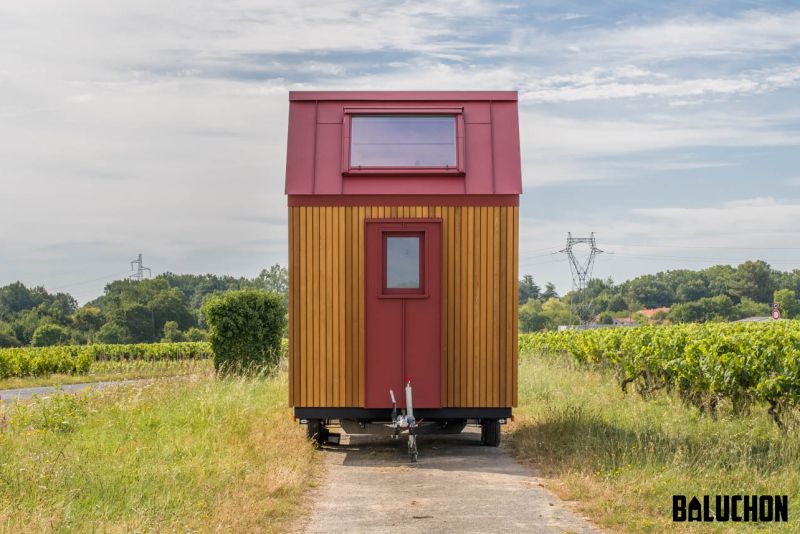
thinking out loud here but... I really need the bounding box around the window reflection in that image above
[386,237,420,289]
[351,115,456,167]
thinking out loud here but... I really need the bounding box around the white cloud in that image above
[1,1,799,299]
[567,10,800,61]
[519,197,800,292]
[519,65,800,103]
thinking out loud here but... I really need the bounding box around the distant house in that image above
[638,307,671,319]
[734,316,774,323]
[613,317,638,326]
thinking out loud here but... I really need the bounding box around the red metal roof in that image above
[285,91,522,197]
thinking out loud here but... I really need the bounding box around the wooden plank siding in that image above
[288,205,518,408]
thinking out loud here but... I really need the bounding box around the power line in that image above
[48,272,132,291]
[606,253,800,265]
[605,242,800,251]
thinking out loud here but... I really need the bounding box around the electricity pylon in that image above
[558,233,603,323]
[129,253,151,281]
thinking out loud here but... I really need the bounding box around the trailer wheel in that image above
[306,419,329,447]
[481,419,501,447]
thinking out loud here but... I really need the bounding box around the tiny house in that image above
[285,91,520,447]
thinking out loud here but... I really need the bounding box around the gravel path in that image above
[0,379,146,403]
[297,427,601,534]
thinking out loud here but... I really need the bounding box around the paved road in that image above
[0,379,146,403]
[297,427,601,534]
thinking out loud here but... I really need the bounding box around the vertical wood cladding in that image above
[288,205,518,408]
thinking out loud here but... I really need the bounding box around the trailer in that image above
[285,91,521,459]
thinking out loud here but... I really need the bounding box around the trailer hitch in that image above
[389,378,419,462]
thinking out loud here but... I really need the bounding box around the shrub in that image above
[161,321,186,342]
[202,290,286,375]
[185,327,209,342]
[96,322,129,344]
[31,324,70,347]
[0,332,21,348]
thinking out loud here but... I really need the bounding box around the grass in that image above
[509,353,800,533]
[0,371,318,533]
[0,359,212,390]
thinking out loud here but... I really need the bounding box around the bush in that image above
[0,332,21,348]
[31,324,70,347]
[161,321,186,343]
[185,327,209,342]
[202,290,286,375]
[96,322,129,344]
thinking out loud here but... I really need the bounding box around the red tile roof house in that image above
[638,307,671,319]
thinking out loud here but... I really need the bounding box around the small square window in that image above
[382,232,425,295]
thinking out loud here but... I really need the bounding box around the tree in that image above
[607,294,628,312]
[541,298,578,326]
[0,332,20,348]
[519,299,550,332]
[676,279,709,303]
[185,327,209,342]
[0,281,42,318]
[730,260,774,303]
[598,312,615,325]
[41,293,78,325]
[149,288,196,333]
[96,322,129,344]
[624,276,674,308]
[160,321,186,342]
[119,304,154,343]
[735,297,771,319]
[704,264,736,297]
[773,289,800,319]
[518,275,540,304]
[202,290,286,374]
[668,295,736,323]
[541,282,558,301]
[252,264,289,307]
[31,324,70,347]
[11,309,47,345]
[73,306,104,342]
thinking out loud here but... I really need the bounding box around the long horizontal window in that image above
[350,115,457,168]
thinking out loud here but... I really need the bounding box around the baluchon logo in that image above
[673,495,788,523]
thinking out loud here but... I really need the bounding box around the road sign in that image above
[772,309,781,320]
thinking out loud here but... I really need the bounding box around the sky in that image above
[1,0,799,303]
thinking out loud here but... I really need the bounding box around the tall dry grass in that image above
[510,354,800,532]
[0,371,317,533]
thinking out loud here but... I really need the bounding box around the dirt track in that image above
[0,379,146,403]
[296,427,600,534]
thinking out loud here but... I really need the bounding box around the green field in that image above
[521,321,800,428]
[0,358,213,390]
[511,353,800,532]
[0,372,317,533]
[3,328,799,533]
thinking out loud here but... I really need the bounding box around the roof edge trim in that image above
[289,91,518,102]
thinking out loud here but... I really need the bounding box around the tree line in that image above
[0,265,288,347]
[519,260,800,331]
[2,259,798,345]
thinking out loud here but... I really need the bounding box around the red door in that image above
[365,220,441,409]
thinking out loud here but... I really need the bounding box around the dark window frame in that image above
[342,108,465,177]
